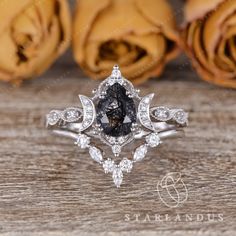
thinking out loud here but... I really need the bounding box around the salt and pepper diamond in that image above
[96,82,136,137]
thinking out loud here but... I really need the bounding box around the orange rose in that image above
[0,0,71,85]
[182,0,236,88]
[73,0,179,84]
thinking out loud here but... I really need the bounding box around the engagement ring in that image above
[46,65,188,187]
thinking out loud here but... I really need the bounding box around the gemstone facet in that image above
[133,144,147,162]
[153,107,171,121]
[146,133,160,147]
[47,110,60,125]
[174,110,188,124]
[112,167,123,188]
[103,159,115,173]
[96,83,136,137]
[89,146,103,163]
[76,134,90,149]
[119,158,133,173]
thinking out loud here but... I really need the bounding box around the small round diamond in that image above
[174,110,188,125]
[112,145,121,156]
[146,133,160,147]
[62,108,81,122]
[47,110,60,125]
[119,158,133,173]
[76,134,90,149]
[103,159,115,173]
[154,107,171,121]
[111,65,121,78]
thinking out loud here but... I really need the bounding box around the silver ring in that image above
[46,65,188,187]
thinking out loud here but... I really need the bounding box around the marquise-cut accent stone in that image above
[96,83,136,137]
[133,145,148,162]
[112,167,123,188]
[89,146,103,163]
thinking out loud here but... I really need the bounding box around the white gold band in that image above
[46,65,188,187]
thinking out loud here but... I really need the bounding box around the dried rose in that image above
[0,0,71,85]
[73,0,179,84]
[182,0,236,88]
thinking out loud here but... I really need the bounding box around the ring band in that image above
[46,65,188,187]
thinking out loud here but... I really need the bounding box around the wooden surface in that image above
[0,56,236,235]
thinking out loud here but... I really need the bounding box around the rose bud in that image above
[0,0,71,85]
[73,0,179,84]
[182,0,236,88]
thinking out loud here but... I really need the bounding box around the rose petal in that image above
[183,0,236,88]
[73,0,110,64]
[184,0,224,22]
[73,0,179,84]
[0,0,71,83]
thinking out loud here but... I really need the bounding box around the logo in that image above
[156,172,188,208]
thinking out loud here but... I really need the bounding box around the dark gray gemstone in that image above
[96,83,136,137]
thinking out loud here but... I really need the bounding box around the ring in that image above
[46,65,188,187]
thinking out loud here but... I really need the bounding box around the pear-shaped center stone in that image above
[96,83,136,137]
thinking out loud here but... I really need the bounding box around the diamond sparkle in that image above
[76,134,90,149]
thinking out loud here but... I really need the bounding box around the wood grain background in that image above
[0,1,235,235]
